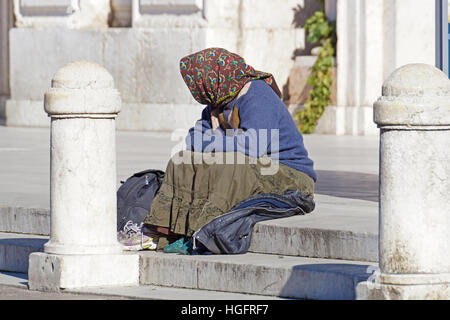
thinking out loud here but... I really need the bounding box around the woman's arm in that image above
[186,81,280,157]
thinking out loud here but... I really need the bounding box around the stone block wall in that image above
[330,0,435,135]
[0,0,440,135]
[0,0,14,123]
[284,55,337,117]
[2,0,316,131]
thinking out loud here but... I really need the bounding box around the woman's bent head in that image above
[179,47,281,109]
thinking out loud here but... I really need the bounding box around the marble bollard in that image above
[28,61,138,291]
[357,64,450,299]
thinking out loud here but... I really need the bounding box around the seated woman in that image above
[124,48,317,253]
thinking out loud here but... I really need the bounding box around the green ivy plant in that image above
[295,11,336,134]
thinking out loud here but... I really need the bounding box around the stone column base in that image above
[28,252,139,292]
[356,280,450,300]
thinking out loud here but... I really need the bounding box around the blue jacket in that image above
[186,79,317,182]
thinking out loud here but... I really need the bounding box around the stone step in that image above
[139,251,376,300]
[0,206,50,236]
[69,284,289,300]
[250,194,378,262]
[0,194,378,262]
[0,232,46,273]
[0,271,288,300]
[0,233,377,299]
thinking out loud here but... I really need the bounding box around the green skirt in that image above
[144,151,314,237]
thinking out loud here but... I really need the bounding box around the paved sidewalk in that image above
[0,271,287,300]
[0,125,380,299]
[0,125,379,211]
[0,283,128,300]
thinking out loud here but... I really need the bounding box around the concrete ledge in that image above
[0,207,50,235]
[28,252,139,292]
[0,271,285,300]
[69,284,287,300]
[0,232,46,273]
[139,251,375,300]
[0,194,378,261]
[250,194,378,262]
[0,205,378,262]
[0,225,376,298]
[251,223,378,262]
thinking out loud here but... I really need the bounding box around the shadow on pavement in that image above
[280,263,373,300]
[0,237,46,247]
[0,271,28,286]
[315,170,378,202]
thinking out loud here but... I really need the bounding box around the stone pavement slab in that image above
[0,272,127,300]
[0,125,379,210]
[251,194,378,261]
[0,126,380,300]
[0,271,286,300]
[0,126,380,264]
[139,251,376,300]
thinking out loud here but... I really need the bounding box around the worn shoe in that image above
[118,220,158,251]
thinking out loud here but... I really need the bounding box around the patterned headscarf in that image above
[180,48,282,109]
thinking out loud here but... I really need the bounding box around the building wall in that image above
[4,0,310,131]
[0,0,14,122]
[448,0,450,21]
[316,0,436,135]
[3,0,438,135]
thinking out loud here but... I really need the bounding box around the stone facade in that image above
[1,0,309,132]
[0,0,441,134]
[327,0,436,135]
[282,0,437,135]
[285,55,337,127]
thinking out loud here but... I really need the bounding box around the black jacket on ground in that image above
[192,190,315,254]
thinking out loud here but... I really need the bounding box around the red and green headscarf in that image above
[180,48,282,109]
